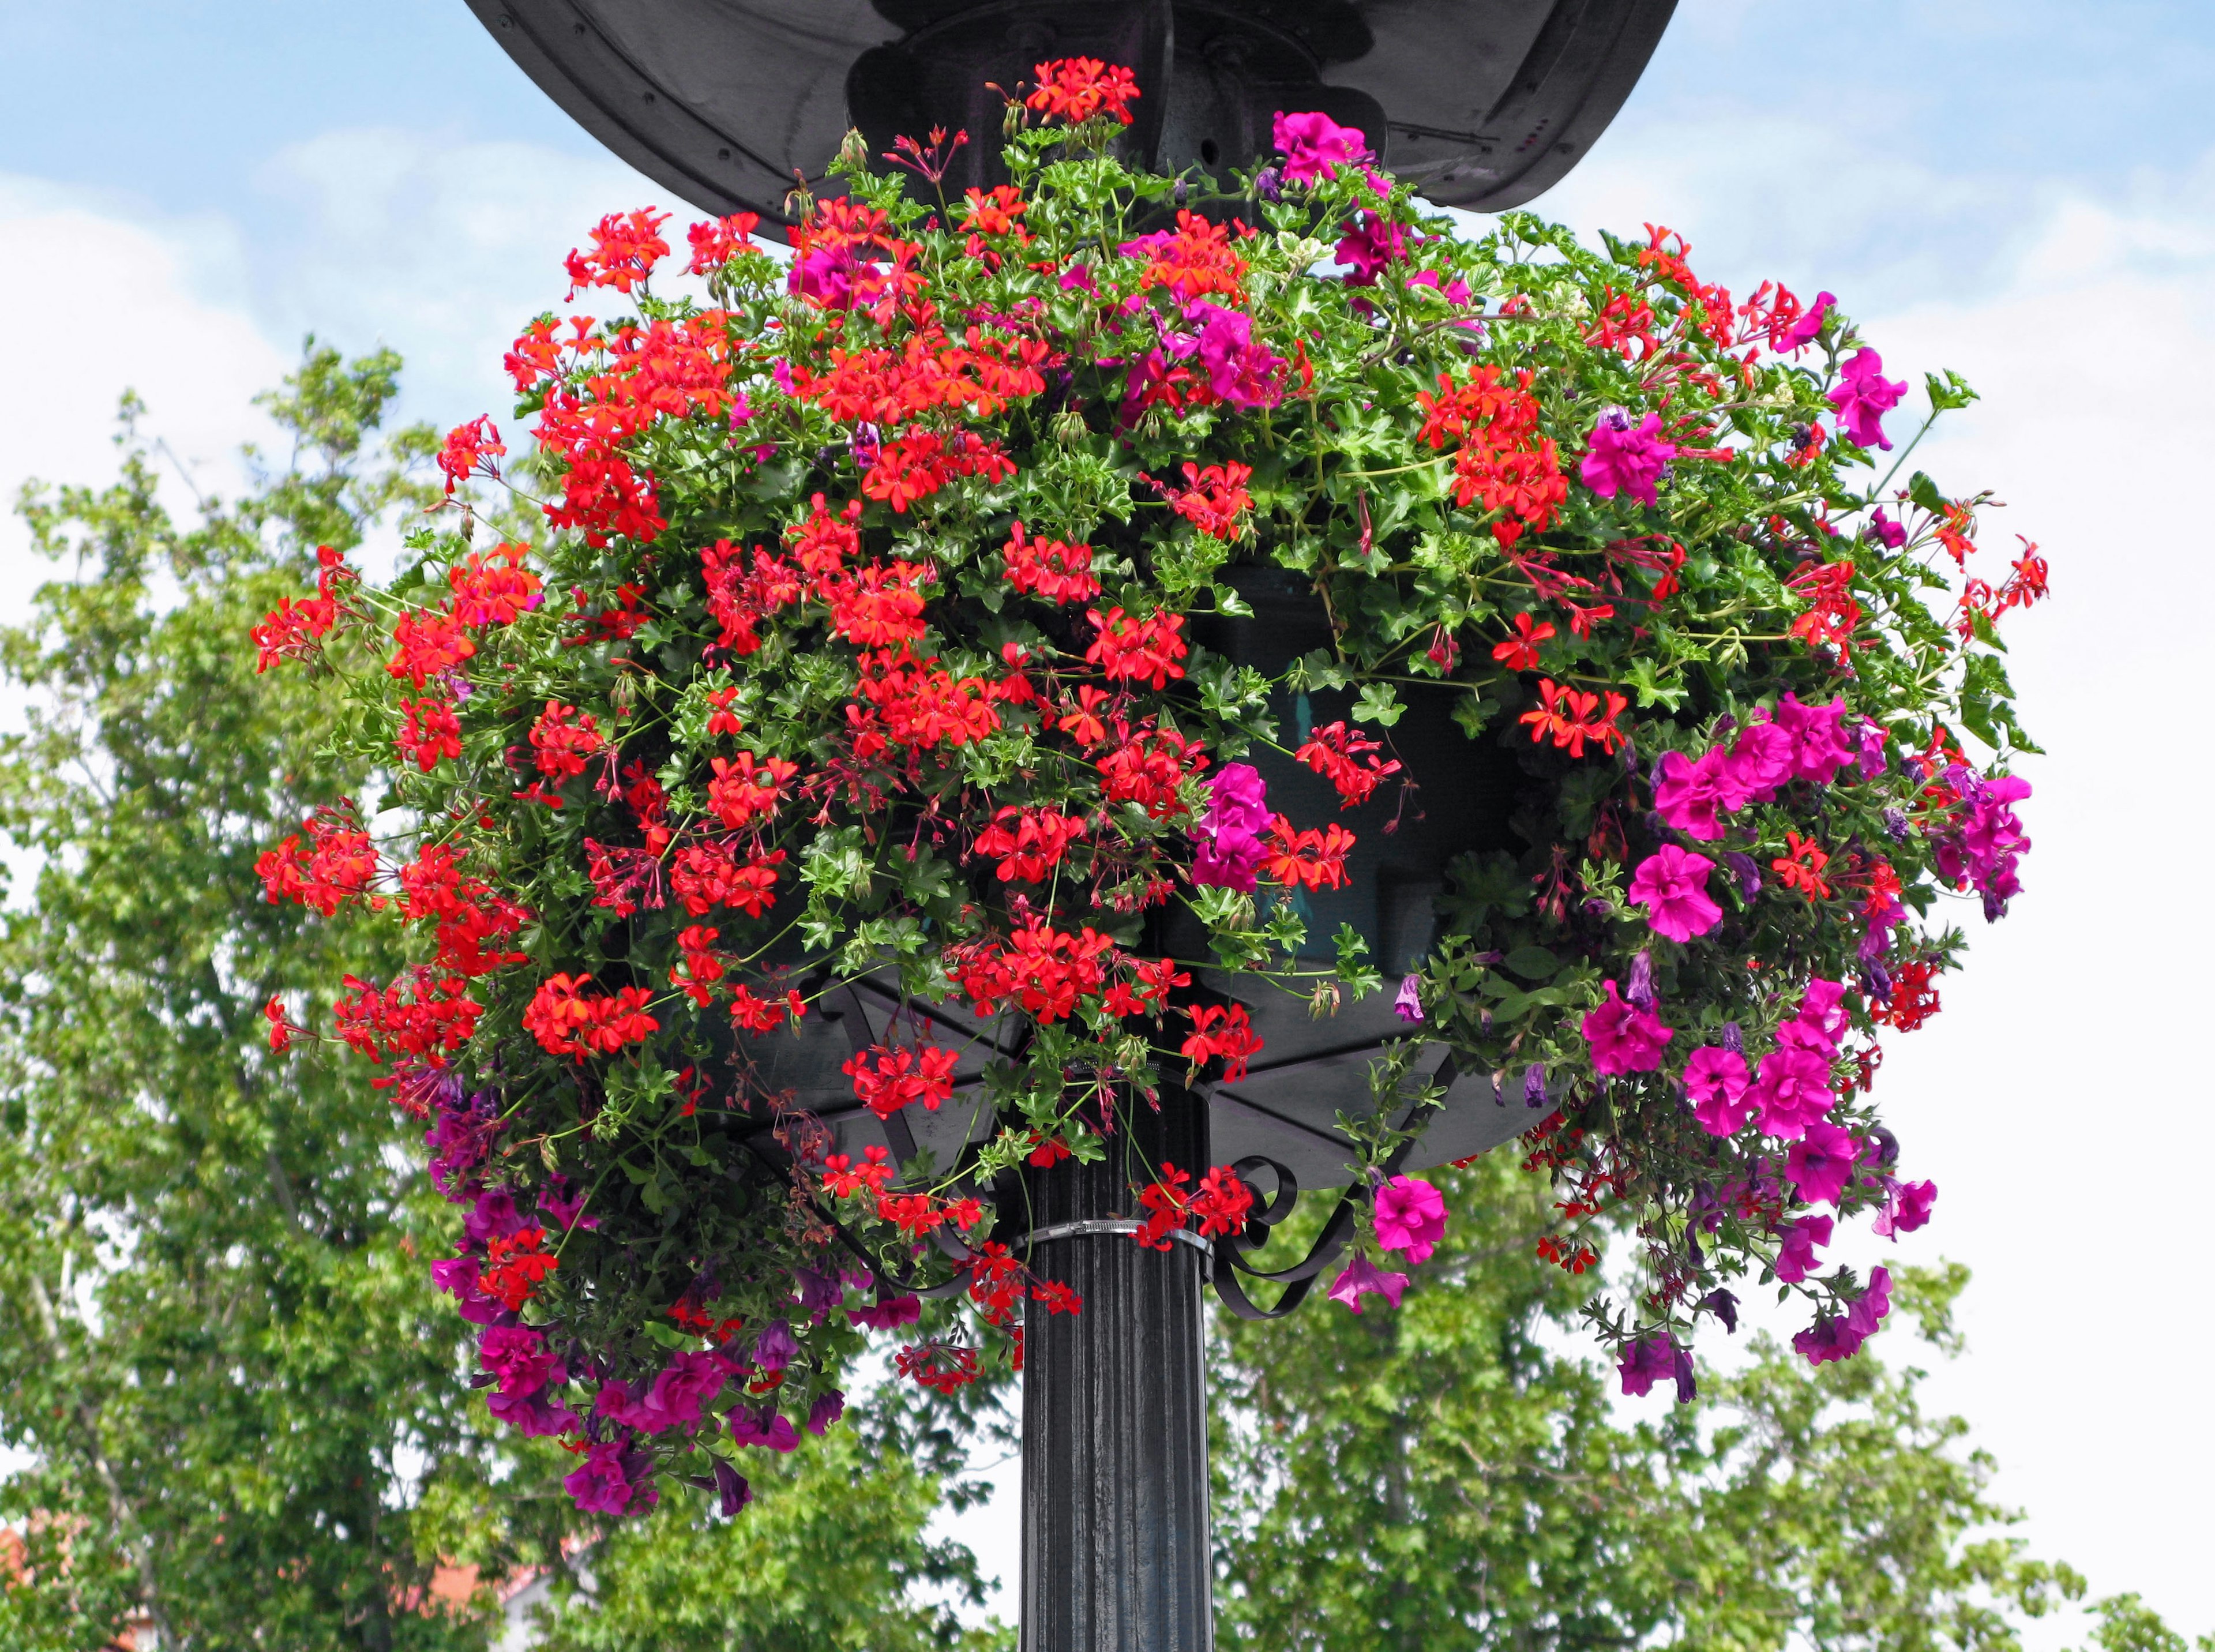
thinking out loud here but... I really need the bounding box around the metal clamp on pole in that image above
[1023,1218,1214,1257]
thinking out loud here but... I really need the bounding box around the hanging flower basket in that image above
[254,61,2045,1513]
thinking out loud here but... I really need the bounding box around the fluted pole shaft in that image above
[1019,1090,1212,1652]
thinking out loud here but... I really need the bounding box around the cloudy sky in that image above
[3,0,2210,1636]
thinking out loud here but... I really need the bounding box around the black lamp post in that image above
[461,6,1675,1645]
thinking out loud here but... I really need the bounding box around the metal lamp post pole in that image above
[1019,1090,1214,1652]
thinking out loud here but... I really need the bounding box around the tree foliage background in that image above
[0,354,2201,1652]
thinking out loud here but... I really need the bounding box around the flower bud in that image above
[838,127,870,172]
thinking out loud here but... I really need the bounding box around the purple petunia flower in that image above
[807,1390,847,1436]
[1394,974,1425,1023]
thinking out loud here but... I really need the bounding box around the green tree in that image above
[1211,1156,2085,1652]
[0,358,1001,1652]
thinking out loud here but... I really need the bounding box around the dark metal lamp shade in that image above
[467,0,1676,232]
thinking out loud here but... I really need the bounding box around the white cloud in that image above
[0,178,286,622]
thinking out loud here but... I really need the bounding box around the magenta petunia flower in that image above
[479,1323,562,1396]
[1684,1046,1754,1135]
[847,1284,922,1330]
[564,1441,645,1515]
[463,1186,528,1248]
[487,1384,581,1439]
[1779,291,1834,351]
[1192,762,1271,891]
[643,1350,731,1431]
[1181,302,1286,408]
[1651,748,1732,839]
[1748,1045,1836,1139]
[1792,978,1850,1048]
[1856,719,1889,779]
[1771,1213,1834,1283]
[1828,348,1908,450]
[430,1253,504,1326]
[807,1390,847,1436]
[1724,721,1795,804]
[1272,109,1368,184]
[1785,1120,1861,1206]
[1868,505,1907,549]
[1845,1265,1893,1339]
[1372,1174,1448,1264]
[1327,1253,1410,1314]
[1773,692,1856,785]
[1629,845,1724,942]
[1873,1179,1936,1238]
[1334,212,1407,286]
[1580,410,1679,506]
[1582,980,1674,1075]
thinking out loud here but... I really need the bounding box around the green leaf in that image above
[1501,945,1560,982]
[1352,682,1405,727]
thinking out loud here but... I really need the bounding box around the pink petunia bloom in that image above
[1334,213,1407,286]
[1629,846,1724,942]
[1580,410,1679,506]
[1684,1046,1754,1135]
[1785,1120,1861,1206]
[479,1323,563,1396]
[1873,1179,1937,1238]
[1748,1045,1836,1139]
[1772,1213,1834,1283]
[1724,721,1794,804]
[1845,1266,1893,1339]
[1827,348,1908,450]
[1792,978,1850,1049]
[1272,109,1368,184]
[1327,1253,1410,1314]
[1372,1175,1448,1264]
[1651,748,1733,839]
[1582,980,1674,1075]
[1772,693,1856,785]
[1180,302,1286,408]
[1191,762,1270,892]
[638,1350,731,1432]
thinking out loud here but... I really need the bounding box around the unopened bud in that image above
[1051,406,1088,446]
[838,128,870,172]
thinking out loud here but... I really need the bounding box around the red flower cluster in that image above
[894,1340,979,1394]
[685,211,760,276]
[842,1038,960,1120]
[1002,523,1100,603]
[670,841,786,918]
[1025,56,1140,125]
[523,973,660,1060]
[1097,725,1207,818]
[333,968,482,1066]
[250,545,357,672]
[973,806,1087,883]
[1085,606,1188,689]
[1134,1162,1255,1249]
[1179,1002,1262,1082]
[397,696,463,772]
[437,415,507,495]
[480,1229,559,1311]
[447,543,543,626]
[1788,558,1865,651]
[564,207,670,296]
[949,922,1120,1022]
[398,844,532,975]
[1164,460,1253,540]
[1518,678,1629,757]
[706,751,798,831]
[855,648,1001,749]
[1295,721,1403,808]
[1417,366,1565,547]
[258,803,382,917]
[1262,819,1356,891]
